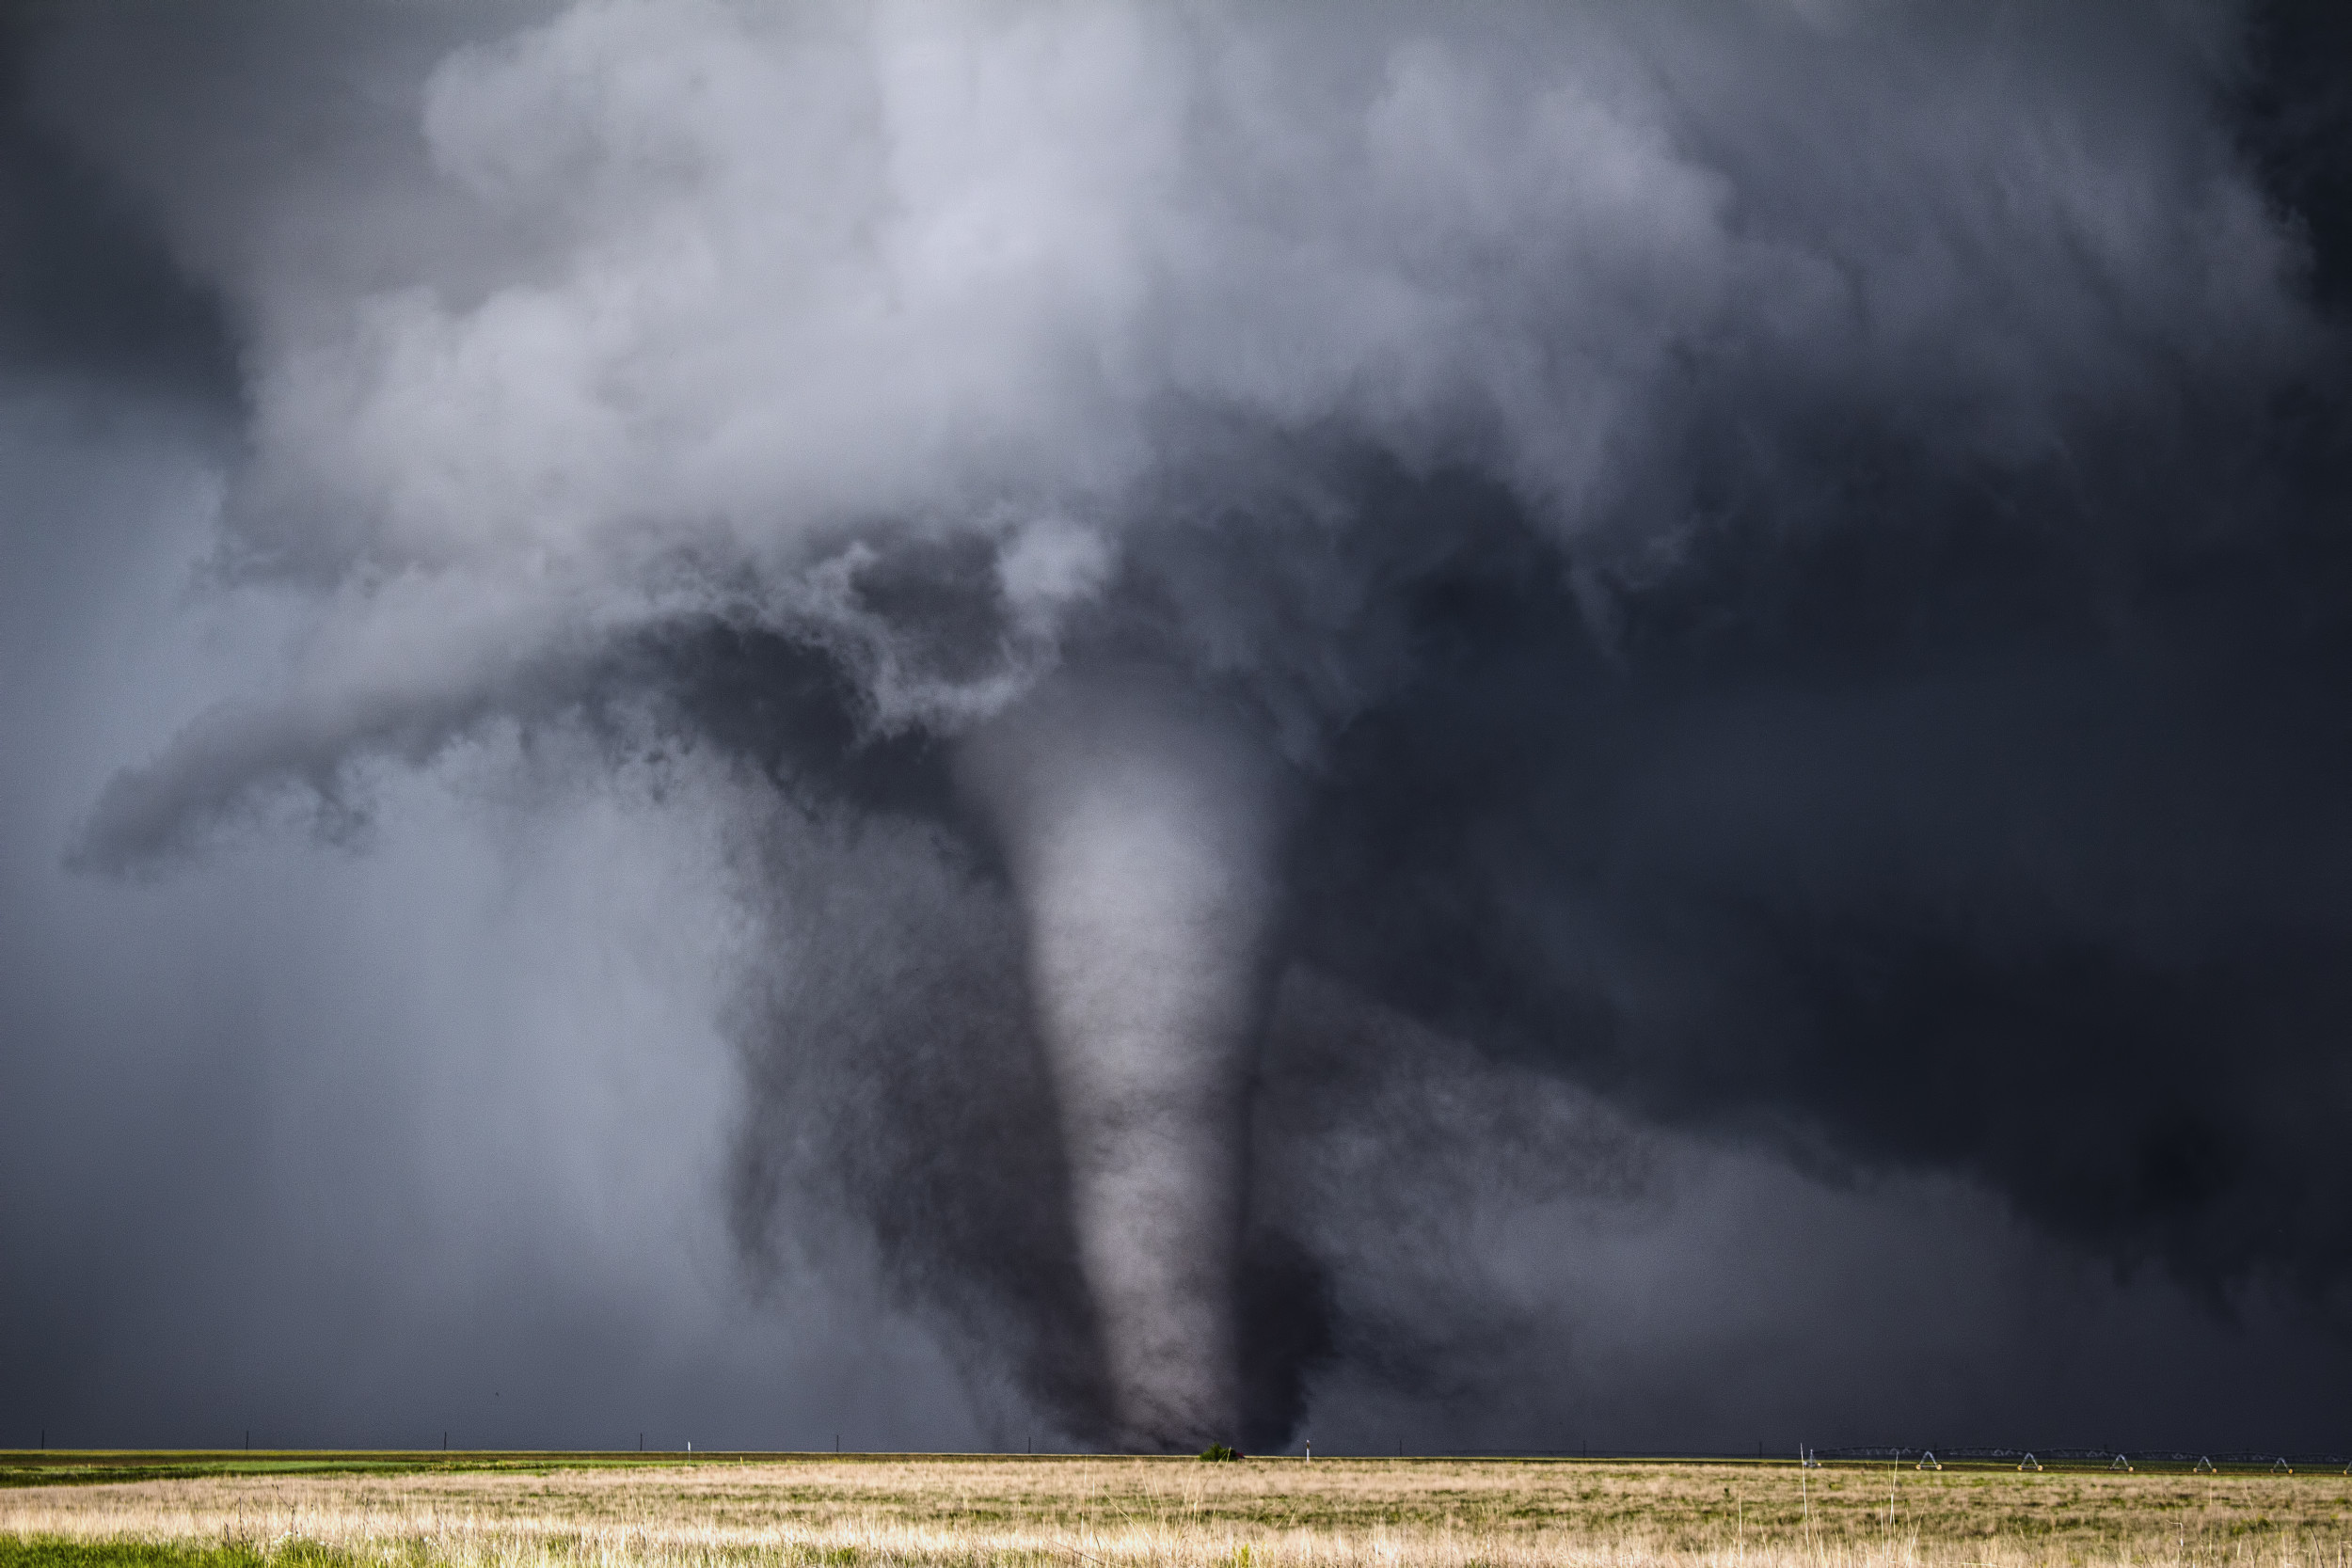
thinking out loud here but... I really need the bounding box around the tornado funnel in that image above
[959,673,1286,1450]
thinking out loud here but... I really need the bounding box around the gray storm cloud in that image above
[25,0,2352,1448]
[58,0,2299,879]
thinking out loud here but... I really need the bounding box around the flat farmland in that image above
[4,1454,2348,1568]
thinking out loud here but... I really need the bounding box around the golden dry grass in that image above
[6,1455,2350,1568]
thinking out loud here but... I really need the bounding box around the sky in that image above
[3,0,2350,1456]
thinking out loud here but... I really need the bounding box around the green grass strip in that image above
[0,1545,264,1568]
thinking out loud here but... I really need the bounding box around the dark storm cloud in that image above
[5,0,2351,1453]
[1293,425,2352,1301]
[0,12,233,397]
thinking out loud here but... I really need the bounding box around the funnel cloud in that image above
[961,673,1288,1449]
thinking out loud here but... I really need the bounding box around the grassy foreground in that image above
[3,1452,2348,1568]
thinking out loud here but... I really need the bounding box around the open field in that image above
[4,1453,2349,1568]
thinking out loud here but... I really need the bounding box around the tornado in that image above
[958,673,1286,1451]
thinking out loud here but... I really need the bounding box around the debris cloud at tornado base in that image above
[13,1,2352,1447]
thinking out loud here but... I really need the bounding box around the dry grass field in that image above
[5,1454,2350,1568]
